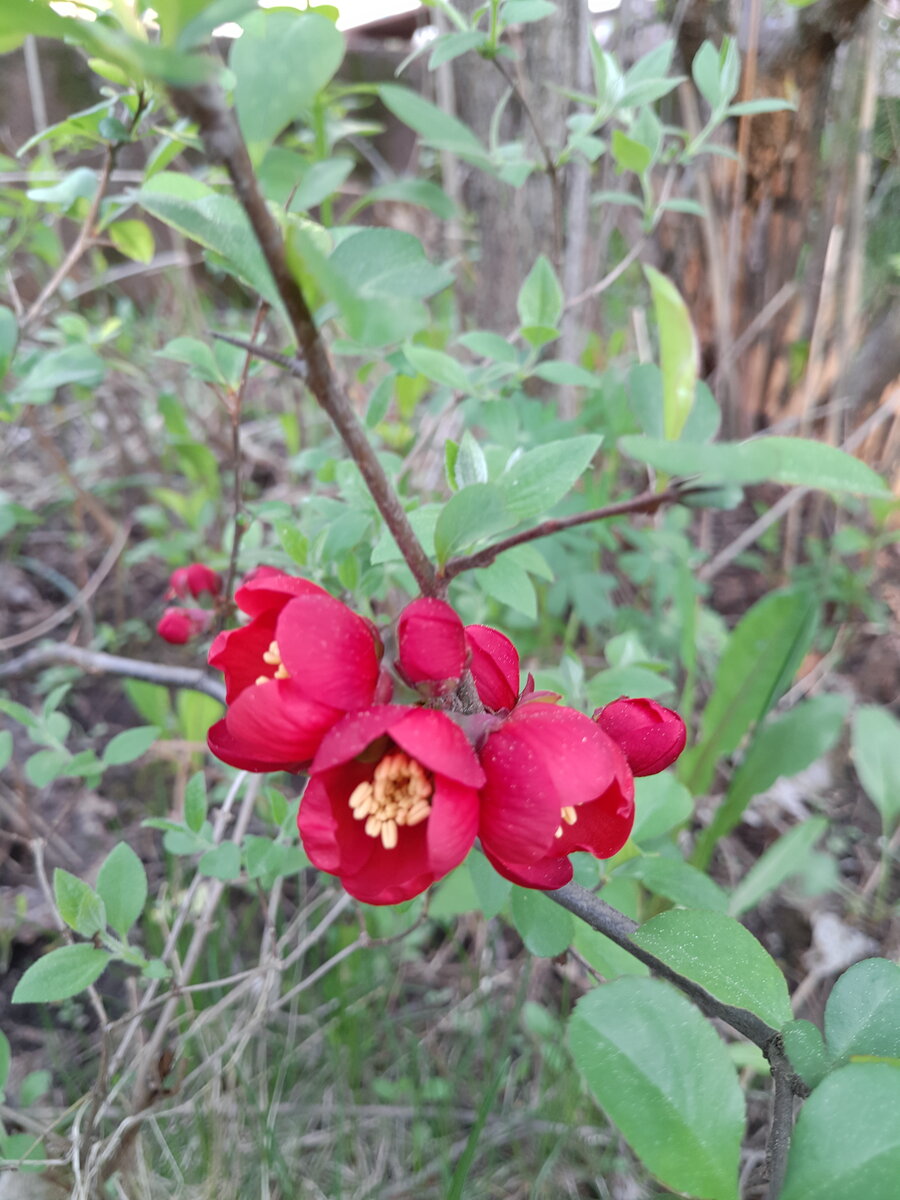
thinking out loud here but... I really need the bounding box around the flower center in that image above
[554,806,578,839]
[348,752,433,850]
[255,640,290,686]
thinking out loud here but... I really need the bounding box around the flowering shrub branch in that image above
[167,82,440,599]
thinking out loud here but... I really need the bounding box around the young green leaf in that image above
[102,725,160,767]
[780,1063,900,1200]
[569,977,743,1200]
[851,706,900,831]
[644,266,697,441]
[496,435,602,521]
[184,771,208,834]
[632,908,793,1030]
[96,843,148,938]
[824,958,900,1065]
[510,887,573,956]
[12,945,112,1004]
[54,869,99,934]
[433,483,512,564]
[727,818,828,917]
[516,255,563,331]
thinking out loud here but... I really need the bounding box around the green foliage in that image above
[570,978,744,1200]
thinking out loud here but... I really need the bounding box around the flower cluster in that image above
[156,563,222,645]
[207,569,686,905]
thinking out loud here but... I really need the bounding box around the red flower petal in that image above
[208,614,278,702]
[594,697,687,776]
[481,845,573,890]
[157,607,210,644]
[465,625,520,710]
[478,704,620,865]
[277,593,381,711]
[426,777,480,876]
[553,740,635,859]
[234,567,328,618]
[390,708,486,788]
[221,679,342,769]
[311,706,413,773]
[396,597,467,688]
[207,717,306,773]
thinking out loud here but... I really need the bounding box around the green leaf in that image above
[727,818,828,917]
[727,98,796,116]
[0,729,13,773]
[644,266,696,441]
[619,434,889,496]
[698,694,849,862]
[123,680,172,730]
[681,588,818,797]
[54,870,99,935]
[404,342,470,391]
[25,749,71,787]
[502,0,557,23]
[531,360,602,388]
[184,771,208,834]
[107,219,155,264]
[782,1019,830,1089]
[0,306,17,379]
[354,177,458,220]
[139,173,280,308]
[232,11,344,159]
[16,344,106,396]
[276,520,309,566]
[198,842,242,881]
[632,908,793,1030]
[378,84,487,162]
[288,156,354,212]
[516,255,563,330]
[454,430,488,488]
[330,227,453,299]
[692,41,723,109]
[780,1063,900,1200]
[510,887,573,956]
[102,725,160,767]
[175,690,222,742]
[824,958,900,1065]
[12,945,112,1004]
[477,557,537,618]
[96,843,148,938]
[851,706,900,831]
[616,856,729,912]
[569,977,743,1200]
[497,435,602,522]
[631,773,694,842]
[433,483,512,564]
[468,853,511,920]
[158,335,226,384]
[611,129,652,175]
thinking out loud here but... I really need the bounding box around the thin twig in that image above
[440,484,699,581]
[21,146,115,331]
[167,82,438,598]
[0,643,226,704]
[211,332,308,381]
[764,1037,799,1199]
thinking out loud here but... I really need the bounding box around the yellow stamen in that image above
[256,640,290,686]
[349,752,433,850]
[554,806,578,839]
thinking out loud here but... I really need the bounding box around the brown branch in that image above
[439,484,697,581]
[764,1036,800,1199]
[0,643,226,704]
[167,82,438,598]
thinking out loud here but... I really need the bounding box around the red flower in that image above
[298,706,486,904]
[207,569,387,774]
[396,598,467,695]
[477,700,635,889]
[466,624,520,711]
[166,563,222,600]
[594,697,686,776]
[156,606,212,644]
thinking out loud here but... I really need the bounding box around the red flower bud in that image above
[156,607,212,645]
[593,697,686,777]
[166,563,222,600]
[396,598,467,692]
